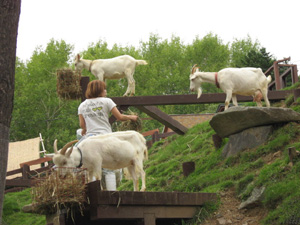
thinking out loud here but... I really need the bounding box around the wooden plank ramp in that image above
[49,180,217,225]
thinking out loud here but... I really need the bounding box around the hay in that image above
[117,110,142,132]
[57,68,82,100]
[31,168,87,216]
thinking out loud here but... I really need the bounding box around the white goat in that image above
[189,65,272,110]
[74,54,148,96]
[49,131,148,191]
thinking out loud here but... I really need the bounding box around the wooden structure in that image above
[142,129,176,148]
[46,180,217,225]
[80,59,298,137]
[5,157,53,193]
[265,57,298,90]
[81,77,297,138]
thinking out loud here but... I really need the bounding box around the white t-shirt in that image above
[78,97,116,135]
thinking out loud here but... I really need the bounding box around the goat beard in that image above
[197,87,202,99]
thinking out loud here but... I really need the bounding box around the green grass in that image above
[3,188,45,225]
[4,117,300,224]
[120,120,300,224]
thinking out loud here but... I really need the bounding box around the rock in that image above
[209,107,300,138]
[238,186,265,210]
[217,218,227,225]
[222,125,273,158]
[22,204,35,213]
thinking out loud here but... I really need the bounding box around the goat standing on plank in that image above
[189,65,272,110]
[74,54,147,96]
[48,131,148,191]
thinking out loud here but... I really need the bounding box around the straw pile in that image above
[117,110,142,132]
[57,68,82,100]
[31,168,87,216]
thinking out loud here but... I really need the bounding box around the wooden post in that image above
[288,147,300,166]
[293,89,300,102]
[144,213,156,225]
[292,65,298,83]
[212,134,222,149]
[182,162,195,177]
[152,131,160,144]
[273,61,281,90]
[21,164,30,180]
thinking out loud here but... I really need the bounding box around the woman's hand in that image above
[130,115,138,121]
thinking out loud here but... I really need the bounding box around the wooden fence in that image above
[5,157,53,193]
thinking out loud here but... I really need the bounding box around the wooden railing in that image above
[5,157,53,193]
[142,129,176,148]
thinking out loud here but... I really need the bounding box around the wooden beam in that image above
[5,179,32,187]
[20,157,52,168]
[136,106,188,135]
[111,90,293,107]
[93,205,197,220]
[264,65,274,75]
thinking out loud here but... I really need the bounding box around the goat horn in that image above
[54,139,58,154]
[191,64,198,74]
[60,140,78,155]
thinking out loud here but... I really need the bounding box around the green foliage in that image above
[236,174,254,195]
[186,33,230,72]
[240,47,275,72]
[230,35,260,67]
[263,194,300,225]
[11,39,79,150]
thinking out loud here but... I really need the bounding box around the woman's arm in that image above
[111,107,138,121]
[79,114,87,136]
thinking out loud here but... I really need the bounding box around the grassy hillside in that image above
[4,102,300,225]
[120,115,300,224]
[3,188,45,225]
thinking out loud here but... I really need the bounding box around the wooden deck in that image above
[47,180,217,225]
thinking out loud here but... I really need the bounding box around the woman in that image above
[78,80,138,137]
[77,80,138,188]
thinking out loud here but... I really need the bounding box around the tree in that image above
[10,39,78,150]
[240,47,276,72]
[0,0,21,222]
[230,35,260,67]
[187,33,230,72]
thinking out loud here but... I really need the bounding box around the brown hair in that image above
[85,80,106,99]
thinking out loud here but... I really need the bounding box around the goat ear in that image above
[190,74,197,80]
[66,146,74,157]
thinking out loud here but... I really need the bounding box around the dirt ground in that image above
[200,188,268,225]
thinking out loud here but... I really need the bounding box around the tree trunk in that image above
[0,0,21,223]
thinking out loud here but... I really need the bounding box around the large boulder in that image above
[210,107,300,138]
[222,125,273,158]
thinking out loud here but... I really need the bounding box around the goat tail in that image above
[136,60,148,66]
[267,75,272,84]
